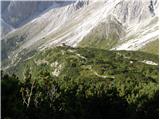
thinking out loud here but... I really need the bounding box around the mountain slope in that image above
[2,46,158,118]
[10,46,159,77]
[1,1,159,118]
[140,39,159,55]
[1,1,74,28]
[1,0,159,69]
[1,18,14,37]
[78,15,126,49]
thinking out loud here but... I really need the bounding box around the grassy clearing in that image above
[140,39,159,55]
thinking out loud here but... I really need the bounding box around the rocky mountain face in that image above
[1,1,74,35]
[1,1,159,118]
[1,18,14,37]
[1,0,159,69]
[113,0,158,26]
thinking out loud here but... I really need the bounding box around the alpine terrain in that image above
[1,0,159,119]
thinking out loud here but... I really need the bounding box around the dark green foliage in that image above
[1,47,159,118]
[1,71,26,118]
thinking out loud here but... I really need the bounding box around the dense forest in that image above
[1,46,159,118]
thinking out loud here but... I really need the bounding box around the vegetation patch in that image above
[140,39,159,55]
[2,46,159,119]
